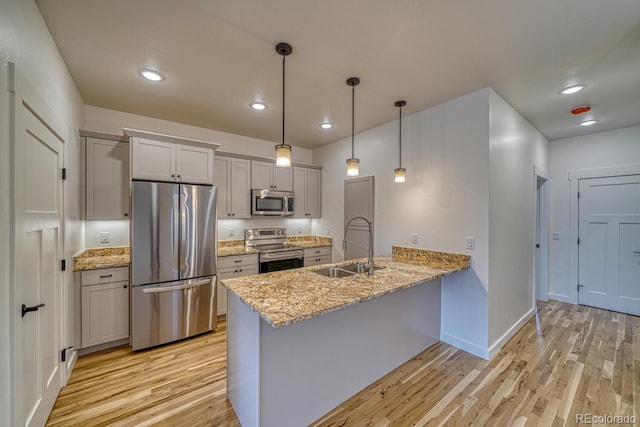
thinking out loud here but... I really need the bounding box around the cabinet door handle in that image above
[238,269,242,273]
[234,260,242,263]
[232,213,235,216]
[21,303,45,318]
[100,274,113,278]
[124,213,128,217]
[123,285,128,288]
[171,174,175,178]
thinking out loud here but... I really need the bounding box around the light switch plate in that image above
[411,233,419,244]
[297,226,302,234]
[100,231,110,243]
[465,237,475,250]
[228,228,235,237]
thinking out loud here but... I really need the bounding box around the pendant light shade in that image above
[275,42,292,167]
[346,77,360,176]
[394,100,407,183]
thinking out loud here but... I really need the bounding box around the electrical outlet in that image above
[228,228,235,237]
[297,226,302,234]
[100,232,110,244]
[552,232,559,240]
[326,227,331,236]
[465,237,475,250]
[411,233,419,244]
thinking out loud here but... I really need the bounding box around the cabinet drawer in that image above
[303,246,331,257]
[218,254,258,269]
[81,267,129,285]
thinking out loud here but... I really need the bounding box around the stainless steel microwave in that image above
[251,189,294,216]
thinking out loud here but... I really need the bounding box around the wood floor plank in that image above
[46,302,639,426]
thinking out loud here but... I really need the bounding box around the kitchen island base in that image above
[227,278,441,427]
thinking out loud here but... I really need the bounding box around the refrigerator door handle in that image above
[141,278,211,293]
[172,190,180,271]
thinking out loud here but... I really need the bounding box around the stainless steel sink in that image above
[313,267,357,278]
[339,262,386,274]
[312,263,386,278]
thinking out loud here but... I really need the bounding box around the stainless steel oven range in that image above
[245,228,304,273]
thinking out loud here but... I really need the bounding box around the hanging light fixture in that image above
[346,77,360,176]
[275,42,293,167]
[394,100,407,183]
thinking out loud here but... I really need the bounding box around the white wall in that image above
[85,105,313,162]
[83,106,316,246]
[312,88,491,356]
[312,88,550,359]
[0,0,85,424]
[549,125,640,300]
[488,91,549,350]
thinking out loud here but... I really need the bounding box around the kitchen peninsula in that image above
[222,246,470,427]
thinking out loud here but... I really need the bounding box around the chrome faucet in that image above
[343,216,374,275]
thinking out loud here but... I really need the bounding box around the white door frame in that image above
[568,163,640,304]
[533,165,549,303]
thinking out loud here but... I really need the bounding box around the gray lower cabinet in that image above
[303,246,332,267]
[217,254,259,315]
[81,267,129,348]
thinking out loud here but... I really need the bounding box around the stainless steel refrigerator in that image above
[131,181,217,351]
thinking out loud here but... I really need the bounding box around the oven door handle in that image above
[260,251,304,262]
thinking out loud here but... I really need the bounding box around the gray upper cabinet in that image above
[214,156,251,218]
[131,137,214,184]
[293,166,321,218]
[251,160,292,191]
[85,137,130,220]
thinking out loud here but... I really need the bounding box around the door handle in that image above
[142,278,211,293]
[21,303,45,318]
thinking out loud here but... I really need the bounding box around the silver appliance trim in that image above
[251,189,295,216]
[259,250,304,262]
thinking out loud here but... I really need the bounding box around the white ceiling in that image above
[36,0,640,149]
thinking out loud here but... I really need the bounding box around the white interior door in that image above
[344,176,374,261]
[578,175,640,315]
[10,63,65,426]
[535,175,549,302]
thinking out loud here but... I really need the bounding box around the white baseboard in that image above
[548,293,572,303]
[440,332,489,360]
[487,307,535,359]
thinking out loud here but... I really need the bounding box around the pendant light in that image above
[275,42,292,167]
[394,100,407,183]
[346,77,360,176]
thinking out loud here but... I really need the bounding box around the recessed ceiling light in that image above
[579,119,598,126]
[250,102,267,111]
[138,68,165,82]
[559,84,586,95]
[319,122,333,129]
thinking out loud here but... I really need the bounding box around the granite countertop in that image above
[221,246,470,328]
[73,247,130,271]
[217,240,260,257]
[286,236,333,249]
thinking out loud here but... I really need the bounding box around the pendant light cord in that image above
[398,104,402,168]
[351,84,355,158]
[282,54,286,146]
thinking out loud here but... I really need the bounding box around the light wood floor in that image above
[47,301,639,426]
